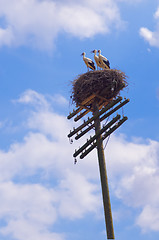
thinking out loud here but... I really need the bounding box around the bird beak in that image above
[81,53,83,56]
[90,50,94,53]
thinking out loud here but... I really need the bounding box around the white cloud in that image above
[0,26,14,46]
[56,170,100,219]
[1,90,159,239]
[0,0,125,50]
[140,27,159,47]
[140,7,159,47]
[106,134,159,231]
[136,205,159,232]
[50,94,68,106]
[0,90,101,240]
[154,7,159,19]
[14,89,50,110]
[0,182,61,240]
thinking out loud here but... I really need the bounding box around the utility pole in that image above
[93,102,114,239]
[67,94,129,239]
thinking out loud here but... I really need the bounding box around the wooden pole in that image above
[93,103,115,239]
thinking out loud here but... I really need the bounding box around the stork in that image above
[91,49,103,70]
[98,50,110,70]
[81,52,96,71]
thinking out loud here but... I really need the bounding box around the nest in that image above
[71,69,128,106]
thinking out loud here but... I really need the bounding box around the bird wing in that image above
[101,54,108,61]
[87,57,93,62]
[103,59,108,65]
[102,58,110,68]
[88,60,96,70]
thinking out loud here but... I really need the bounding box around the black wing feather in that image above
[103,59,110,68]
[88,60,96,70]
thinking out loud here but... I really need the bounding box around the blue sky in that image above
[0,0,159,240]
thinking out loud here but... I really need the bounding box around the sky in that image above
[0,0,159,240]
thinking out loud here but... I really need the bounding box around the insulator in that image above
[69,138,73,144]
[74,158,77,164]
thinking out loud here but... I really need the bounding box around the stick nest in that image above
[71,69,128,106]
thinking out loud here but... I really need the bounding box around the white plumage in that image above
[91,49,103,70]
[98,50,110,70]
[81,52,96,71]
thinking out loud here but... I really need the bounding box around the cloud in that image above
[0,90,101,240]
[1,90,159,239]
[56,170,100,220]
[0,26,14,46]
[14,89,50,110]
[0,182,61,240]
[136,205,159,232]
[140,7,159,47]
[0,0,124,50]
[106,134,159,231]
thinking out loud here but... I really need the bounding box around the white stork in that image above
[81,52,96,71]
[98,50,110,70]
[91,49,103,70]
